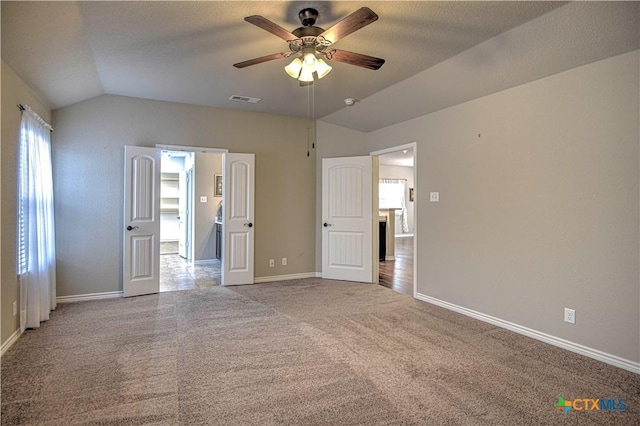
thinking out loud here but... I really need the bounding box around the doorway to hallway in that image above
[374,145,416,297]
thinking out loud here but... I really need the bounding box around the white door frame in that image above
[370,142,418,298]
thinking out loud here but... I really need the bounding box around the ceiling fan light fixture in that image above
[284,58,303,78]
[303,52,317,66]
[298,66,314,82]
[286,51,331,82]
[315,58,332,79]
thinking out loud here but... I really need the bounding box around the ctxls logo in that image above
[555,397,627,414]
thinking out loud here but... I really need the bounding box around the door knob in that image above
[323,222,333,227]
[126,225,139,231]
[244,222,253,228]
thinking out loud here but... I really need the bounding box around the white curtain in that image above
[18,106,56,331]
[379,179,409,233]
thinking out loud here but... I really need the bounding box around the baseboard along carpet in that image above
[1,278,638,424]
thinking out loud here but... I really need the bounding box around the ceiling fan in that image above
[233,7,385,84]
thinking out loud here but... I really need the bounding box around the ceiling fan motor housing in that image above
[298,8,319,26]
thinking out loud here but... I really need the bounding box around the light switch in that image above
[200,196,207,203]
[430,192,439,202]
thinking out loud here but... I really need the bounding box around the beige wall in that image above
[52,94,316,297]
[365,51,640,363]
[1,60,52,346]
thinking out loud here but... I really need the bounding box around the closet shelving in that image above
[160,172,179,212]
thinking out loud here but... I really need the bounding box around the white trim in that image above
[253,272,319,284]
[56,291,122,303]
[1,328,23,357]
[370,143,416,158]
[156,144,229,154]
[416,292,640,374]
[384,255,396,261]
[396,233,414,238]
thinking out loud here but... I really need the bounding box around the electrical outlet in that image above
[282,257,287,266]
[13,301,17,316]
[269,259,275,268]
[430,192,439,202]
[564,308,576,324]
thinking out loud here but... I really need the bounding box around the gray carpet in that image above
[1,278,638,425]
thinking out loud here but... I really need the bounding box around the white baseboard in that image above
[254,272,319,284]
[396,234,414,238]
[384,256,395,261]
[416,292,640,375]
[1,328,23,357]
[57,291,122,303]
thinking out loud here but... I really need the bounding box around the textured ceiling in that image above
[2,1,638,132]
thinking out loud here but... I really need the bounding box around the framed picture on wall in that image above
[215,174,223,196]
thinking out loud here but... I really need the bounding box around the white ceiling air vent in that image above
[229,95,261,104]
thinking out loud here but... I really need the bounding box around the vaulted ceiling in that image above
[2,1,638,132]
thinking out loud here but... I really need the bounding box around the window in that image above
[379,179,405,209]
[16,105,57,330]
[17,124,30,276]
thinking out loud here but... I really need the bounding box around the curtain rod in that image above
[17,104,53,132]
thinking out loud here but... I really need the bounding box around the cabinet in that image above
[215,222,222,260]
[379,219,386,261]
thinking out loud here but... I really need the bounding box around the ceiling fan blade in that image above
[320,7,378,43]
[325,49,385,70]
[233,52,288,68]
[244,15,297,41]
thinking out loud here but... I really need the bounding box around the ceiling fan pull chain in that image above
[307,83,311,157]
[312,83,316,150]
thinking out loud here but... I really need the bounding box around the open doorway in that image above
[374,146,415,296]
[159,149,223,292]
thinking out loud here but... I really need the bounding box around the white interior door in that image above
[322,156,373,282]
[222,153,255,286]
[123,146,161,297]
[178,171,187,258]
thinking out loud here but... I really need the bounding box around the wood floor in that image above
[379,236,413,296]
